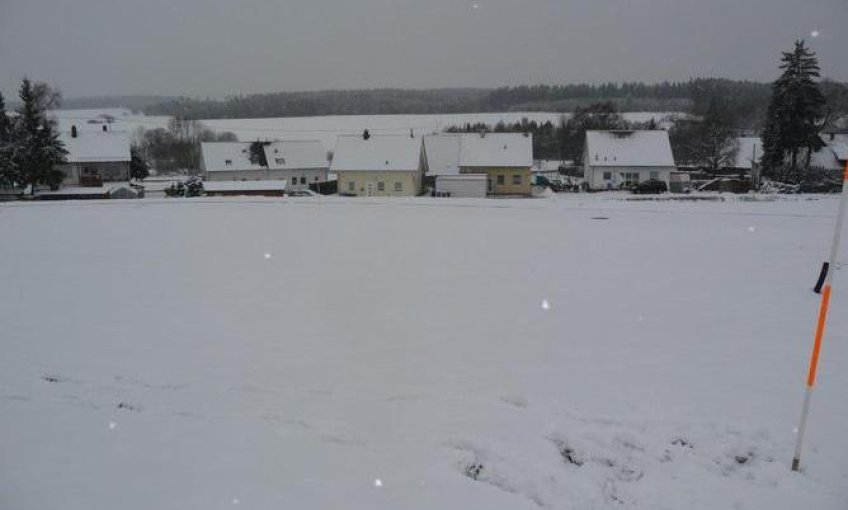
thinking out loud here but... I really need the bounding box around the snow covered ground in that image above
[1,194,846,509]
[51,109,686,151]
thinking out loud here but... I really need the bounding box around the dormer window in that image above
[225,159,232,166]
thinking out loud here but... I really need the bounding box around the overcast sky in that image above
[1,0,846,99]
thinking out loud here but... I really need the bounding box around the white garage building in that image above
[583,130,676,190]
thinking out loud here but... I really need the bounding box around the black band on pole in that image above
[814,262,829,294]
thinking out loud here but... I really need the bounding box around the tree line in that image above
[143,79,848,133]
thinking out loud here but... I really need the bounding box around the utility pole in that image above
[791,162,848,472]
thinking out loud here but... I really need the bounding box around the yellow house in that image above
[423,132,533,197]
[332,134,424,197]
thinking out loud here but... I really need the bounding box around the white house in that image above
[332,134,425,197]
[201,140,329,190]
[58,127,131,186]
[583,130,675,190]
[423,133,533,197]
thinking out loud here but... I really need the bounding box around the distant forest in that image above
[142,79,848,130]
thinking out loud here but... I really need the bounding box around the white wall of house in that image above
[205,168,328,190]
[584,165,674,190]
[60,161,130,186]
[435,174,487,197]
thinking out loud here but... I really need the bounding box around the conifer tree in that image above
[761,40,826,181]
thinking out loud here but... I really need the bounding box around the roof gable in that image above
[458,133,533,168]
[585,130,675,168]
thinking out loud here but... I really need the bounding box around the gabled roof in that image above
[423,133,533,176]
[331,135,422,172]
[458,133,533,168]
[423,135,462,176]
[201,141,328,172]
[59,130,131,163]
[585,130,675,168]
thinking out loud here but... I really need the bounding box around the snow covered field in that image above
[52,109,685,151]
[1,194,847,509]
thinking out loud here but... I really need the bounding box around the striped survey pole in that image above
[791,161,848,472]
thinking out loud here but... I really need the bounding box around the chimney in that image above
[71,125,78,138]
[102,124,108,132]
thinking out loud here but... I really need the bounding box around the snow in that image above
[826,134,848,162]
[458,133,533,168]
[423,135,463,176]
[586,130,675,167]
[733,137,763,169]
[1,194,847,510]
[331,134,422,172]
[58,130,131,163]
[201,141,328,172]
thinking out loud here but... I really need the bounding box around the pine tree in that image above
[760,40,826,182]
[11,78,68,194]
[0,92,14,186]
[129,145,150,181]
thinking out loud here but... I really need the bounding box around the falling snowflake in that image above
[541,299,550,310]
[264,253,272,259]
[637,316,645,323]
[108,421,117,430]
[810,30,820,38]
[374,478,383,488]
[232,498,240,505]
[748,226,756,232]
[472,3,480,9]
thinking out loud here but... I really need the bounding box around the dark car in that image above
[631,179,668,194]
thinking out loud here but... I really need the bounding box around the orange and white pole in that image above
[791,161,848,472]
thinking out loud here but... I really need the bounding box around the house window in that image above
[512,174,522,185]
[225,159,232,166]
[348,181,355,191]
[394,182,402,192]
[650,171,659,180]
[603,171,612,180]
[291,177,297,185]
[275,158,285,165]
[314,176,319,181]
[300,177,306,184]
[621,172,641,187]
[497,175,505,185]
[378,181,385,191]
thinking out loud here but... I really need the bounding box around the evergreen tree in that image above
[129,145,150,180]
[11,78,68,193]
[0,93,14,186]
[760,40,826,181]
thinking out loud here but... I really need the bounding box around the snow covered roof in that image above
[203,180,287,192]
[58,130,131,163]
[423,133,533,176]
[201,141,328,172]
[331,135,422,172]
[423,135,462,176]
[732,137,763,169]
[585,130,675,168]
[458,133,533,168]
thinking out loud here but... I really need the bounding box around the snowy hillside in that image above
[1,195,846,509]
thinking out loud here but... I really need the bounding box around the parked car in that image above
[287,189,318,197]
[631,179,668,194]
